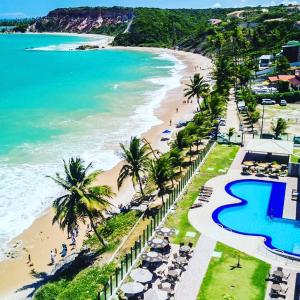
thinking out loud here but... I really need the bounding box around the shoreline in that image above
[0,44,212,299]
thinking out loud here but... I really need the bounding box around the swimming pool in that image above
[212,179,300,257]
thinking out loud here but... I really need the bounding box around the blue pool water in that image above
[213,179,300,257]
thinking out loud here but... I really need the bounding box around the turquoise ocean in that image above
[0,34,183,259]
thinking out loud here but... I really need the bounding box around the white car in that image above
[279,99,287,106]
[262,99,276,105]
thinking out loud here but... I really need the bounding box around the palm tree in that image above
[184,73,210,108]
[227,127,236,144]
[49,157,114,247]
[184,135,196,163]
[271,118,288,139]
[169,147,184,173]
[147,156,171,203]
[118,136,150,199]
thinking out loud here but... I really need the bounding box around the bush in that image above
[250,110,260,123]
[84,210,140,250]
[34,263,115,300]
[255,91,300,103]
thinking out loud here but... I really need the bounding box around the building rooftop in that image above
[259,55,273,60]
[283,40,300,47]
[268,75,295,82]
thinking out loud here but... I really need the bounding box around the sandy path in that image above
[0,47,212,300]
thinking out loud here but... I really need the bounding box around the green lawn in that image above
[198,243,270,300]
[165,144,239,245]
[291,148,300,163]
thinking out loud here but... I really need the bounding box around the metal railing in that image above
[98,141,216,300]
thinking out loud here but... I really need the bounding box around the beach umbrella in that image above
[161,129,172,141]
[271,164,281,169]
[162,129,172,134]
[120,282,144,295]
[141,251,163,263]
[243,161,254,166]
[130,268,153,283]
[149,198,163,209]
[258,162,269,168]
[156,227,176,237]
[148,237,168,249]
[144,288,168,300]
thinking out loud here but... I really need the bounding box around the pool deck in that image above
[189,147,300,270]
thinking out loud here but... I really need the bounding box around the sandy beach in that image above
[0,45,212,299]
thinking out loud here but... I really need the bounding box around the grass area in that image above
[198,243,270,300]
[34,263,116,300]
[165,144,239,245]
[291,148,300,163]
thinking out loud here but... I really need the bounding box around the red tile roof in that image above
[268,75,295,82]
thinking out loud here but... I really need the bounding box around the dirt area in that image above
[256,103,300,136]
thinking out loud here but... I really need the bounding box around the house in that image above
[282,41,300,63]
[268,74,300,90]
[208,19,222,26]
[258,55,274,69]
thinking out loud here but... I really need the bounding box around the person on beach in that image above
[27,254,31,264]
[75,225,79,237]
[50,250,55,265]
[176,108,178,113]
[169,120,172,126]
[71,234,76,247]
[60,243,67,257]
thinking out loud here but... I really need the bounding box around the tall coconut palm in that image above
[49,157,114,247]
[169,147,184,173]
[147,156,171,203]
[118,136,150,198]
[184,73,210,108]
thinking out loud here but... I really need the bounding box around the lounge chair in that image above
[199,191,212,196]
[198,197,210,202]
[191,203,202,209]
[201,186,213,191]
[283,273,290,281]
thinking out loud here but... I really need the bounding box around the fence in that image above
[217,133,243,145]
[98,141,215,300]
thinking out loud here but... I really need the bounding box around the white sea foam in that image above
[27,35,113,52]
[0,51,185,260]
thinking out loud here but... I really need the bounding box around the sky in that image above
[0,0,298,18]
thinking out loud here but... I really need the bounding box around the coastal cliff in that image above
[28,7,134,35]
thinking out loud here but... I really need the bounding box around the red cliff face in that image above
[29,7,134,33]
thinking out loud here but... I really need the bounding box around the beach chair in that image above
[191,203,202,209]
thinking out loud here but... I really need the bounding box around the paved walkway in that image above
[220,89,240,134]
[175,235,216,300]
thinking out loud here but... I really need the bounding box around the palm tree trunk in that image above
[137,175,145,198]
[88,214,106,247]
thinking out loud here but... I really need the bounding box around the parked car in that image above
[279,99,287,106]
[261,99,276,105]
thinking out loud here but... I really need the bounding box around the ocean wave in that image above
[26,35,112,52]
